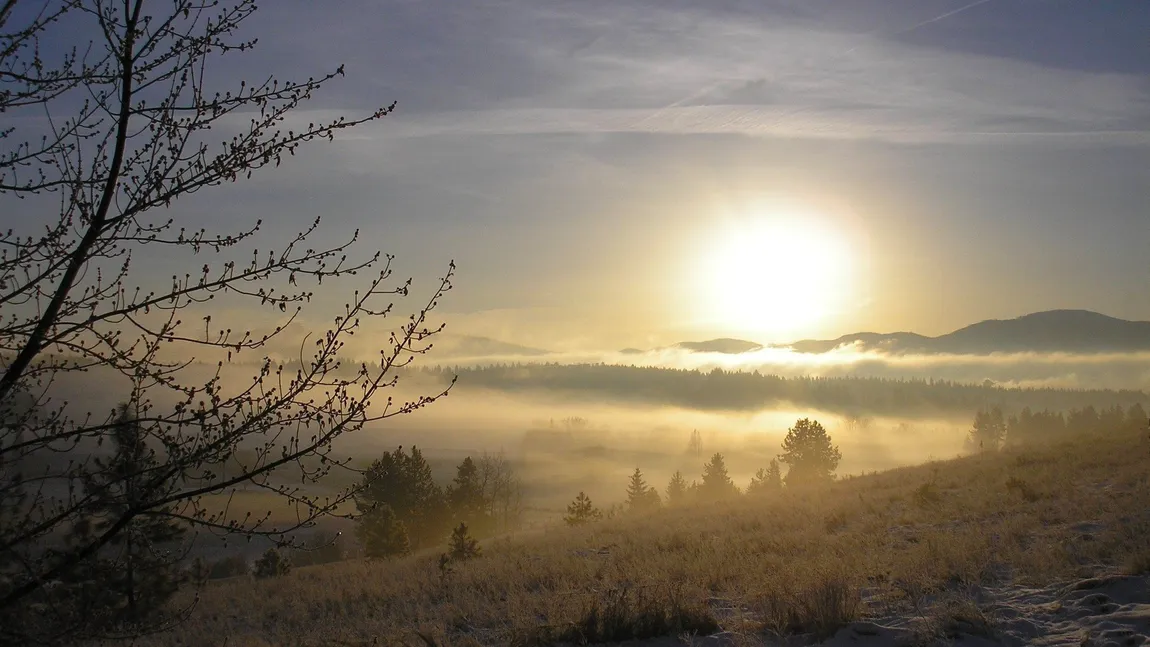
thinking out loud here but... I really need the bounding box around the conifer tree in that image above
[70,403,188,627]
[447,457,490,535]
[780,418,842,486]
[564,491,602,526]
[356,446,449,548]
[625,468,660,513]
[356,503,411,559]
[447,523,481,561]
[967,408,1006,452]
[746,459,783,495]
[700,453,739,500]
[665,471,689,506]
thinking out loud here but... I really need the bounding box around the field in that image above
[141,426,1150,647]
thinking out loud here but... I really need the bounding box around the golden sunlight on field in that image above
[696,201,857,339]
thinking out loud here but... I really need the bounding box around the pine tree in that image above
[356,446,449,548]
[780,418,842,487]
[665,471,688,506]
[356,503,411,559]
[564,491,602,526]
[447,523,481,561]
[73,403,187,627]
[746,460,783,495]
[968,408,1006,452]
[447,456,491,535]
[625,468,660,513]
[700,453,739,500]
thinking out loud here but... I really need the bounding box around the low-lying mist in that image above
[423,343,1150,391]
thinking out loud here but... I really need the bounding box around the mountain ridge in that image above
[785,310,1150,354]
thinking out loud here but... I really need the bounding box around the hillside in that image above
[148,426,1150,646]
[787,310,1150,354]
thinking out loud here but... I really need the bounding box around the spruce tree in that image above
[780,418,842,486]
[356,503,411,559]
[448,457,490,535]
[625,468,660,513]
[564,492,602,526]
[665,471,689,506]
[700,453,739,500]
[746,459,783,495]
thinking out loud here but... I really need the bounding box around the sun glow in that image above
[699,206,856,339]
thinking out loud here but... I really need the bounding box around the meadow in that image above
[145,424,1150,646]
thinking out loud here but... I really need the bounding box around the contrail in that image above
[891,0,994,37]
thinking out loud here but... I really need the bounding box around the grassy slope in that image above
[155,428,1150,646]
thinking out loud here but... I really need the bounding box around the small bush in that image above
[253,548,291,579]
[756,576,861,640]
[531,585,718,645]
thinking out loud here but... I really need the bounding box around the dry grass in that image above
[140,427,1150,646]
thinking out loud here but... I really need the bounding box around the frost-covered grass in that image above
[145,426,1150,646]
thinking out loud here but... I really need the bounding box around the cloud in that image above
[320,0,1150,145]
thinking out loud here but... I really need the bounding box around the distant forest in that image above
[419,363,1149,417]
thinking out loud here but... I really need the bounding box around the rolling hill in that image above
[786,310,1150,354]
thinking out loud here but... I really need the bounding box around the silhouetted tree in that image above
[356,446,449,549]
[356,503,411,559]
[477,452,524,533]
[448,457,491,535]
[564,492,602,526]
[968,408,1006,452]
[1127,403,1147,433]
[780,419,841,486]
[625,468,661,513]
[64,403,189,629]
[665,471,689,506]
[746,459,783,495]
[447,523,481,561]
[253,548,291,579]
[0,1,453,642]
[700,453,739,500]
[687,429,703,455]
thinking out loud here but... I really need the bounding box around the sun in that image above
[698,206,855,339]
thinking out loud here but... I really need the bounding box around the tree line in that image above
[563,418,841,524]
[967,402,1147,451]
[423,364,1148,417]
[354,448,524,558]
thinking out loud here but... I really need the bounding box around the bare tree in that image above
[0,1,452,643]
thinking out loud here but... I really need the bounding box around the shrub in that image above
[252,548,291,579]
[756,575,861,640]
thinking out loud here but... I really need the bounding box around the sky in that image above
[10,0,1150,353]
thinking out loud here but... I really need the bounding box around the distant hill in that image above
[673,338,764,354]
[622,338,764,355]
[786,310,1150,355]
[433,335,550,358]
